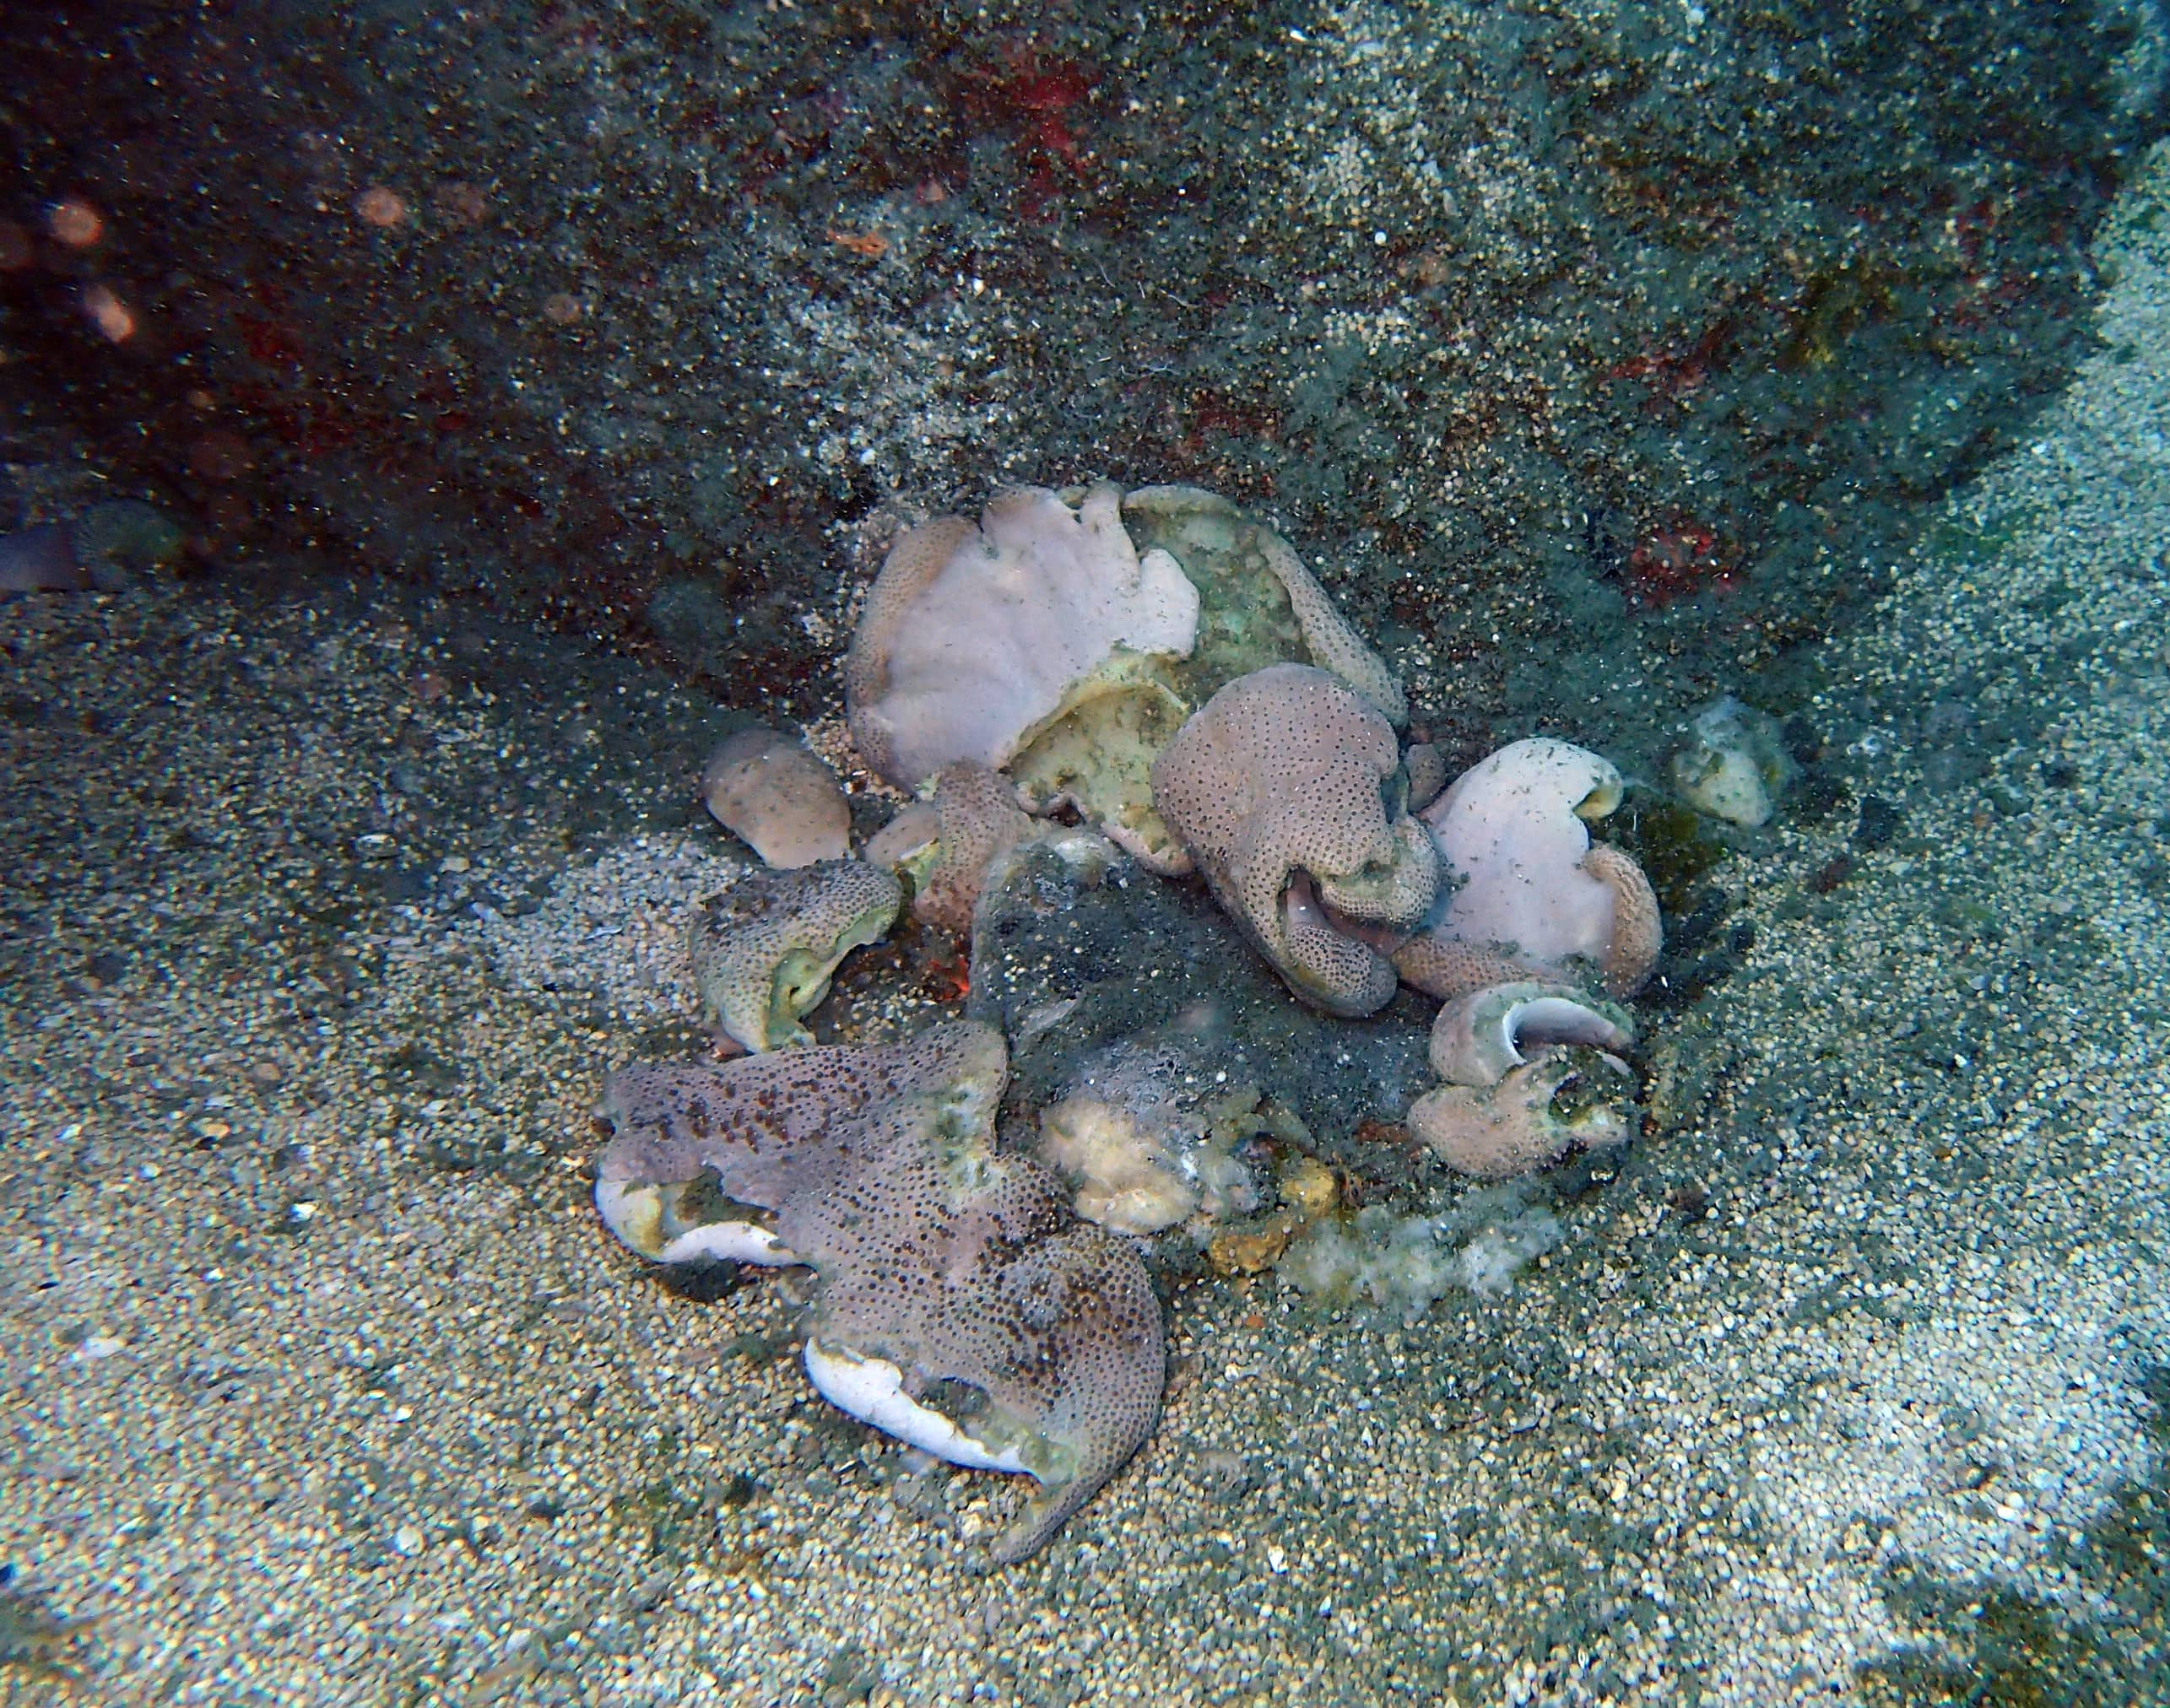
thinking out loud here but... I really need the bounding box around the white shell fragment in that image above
[592,1177,801,1267]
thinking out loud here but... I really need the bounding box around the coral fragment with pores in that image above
[700,726,852,868]
[1151,663,1437,1016]
[904,760,1039,937]
[685,859,902,1051]
[1409,1048,1636,1182]
[1407,981,1639,1181]
[593,1023,1164,1565]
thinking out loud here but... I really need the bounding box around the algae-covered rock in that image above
[1670,695,1796,828]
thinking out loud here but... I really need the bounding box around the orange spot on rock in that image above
[354,186,409,229]
[922,949,971,1003]
[82,283,136,343]
[48,198,104,249]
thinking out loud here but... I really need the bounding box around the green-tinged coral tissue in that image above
[845,481,1406,871]
[685,859,901,1051]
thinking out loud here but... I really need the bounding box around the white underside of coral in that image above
[592,1178,800,1267]
[803,1338,1031,1475]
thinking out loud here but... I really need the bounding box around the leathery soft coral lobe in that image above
[1399,737,1660,1002]
[1151,663,1437,1016]
[843,481,1199,793]
[593,1022,1163,1565]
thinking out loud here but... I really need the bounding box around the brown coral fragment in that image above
[1207,1209,1304,1276]
[1403,742,1449,811]
[593,1024,1164,1565]
[1583,842,1662,997]
[1389,934,1548,1003]
[1253,530,1408,725]
[1207,1154,1340,1275]
[916,760,1037,936]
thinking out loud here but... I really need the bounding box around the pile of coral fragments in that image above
[591,482,1662,1563]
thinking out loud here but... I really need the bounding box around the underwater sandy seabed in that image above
[7,132,2170,1708]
